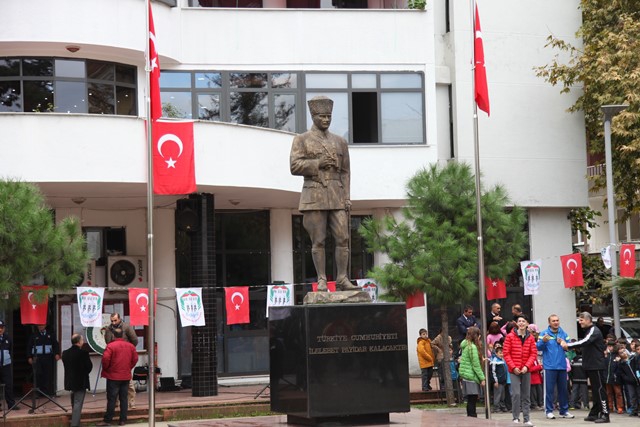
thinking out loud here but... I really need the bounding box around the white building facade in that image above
[0,0,586,389]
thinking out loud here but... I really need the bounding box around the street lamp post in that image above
[602,104,628,339]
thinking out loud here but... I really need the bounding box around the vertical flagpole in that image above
[144,0,157,425]
[470,0,490,419]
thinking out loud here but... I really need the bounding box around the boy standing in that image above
[490,344,508,412]
[417,328,435,391]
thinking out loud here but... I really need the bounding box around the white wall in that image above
[53,207,179,392]
[0,114,436,204]
[446,0,587,208]
[270,209,295,284]
[529,208,578,339]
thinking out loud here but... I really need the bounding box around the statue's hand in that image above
[345,200,352,211]
[319,156,334,170]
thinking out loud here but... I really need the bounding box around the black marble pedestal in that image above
[269,303,410,425]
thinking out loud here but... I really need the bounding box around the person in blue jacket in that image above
[537,314,574,420]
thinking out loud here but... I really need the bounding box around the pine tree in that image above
[0,181,88,307]
[359,162,527,405]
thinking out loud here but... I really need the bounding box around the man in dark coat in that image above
[456,305,479,342]
[564,312,610,423]
[27,324,61,396]
[0,320,17,410]
[488,303,506,329]
[62,334,92,427]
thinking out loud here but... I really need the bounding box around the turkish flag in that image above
[619,243,636,278]
[148,2,161,121]
[560,253,584,288]
[474,5,490,115]
[406,291,425,309]
[485,277,506,300]
[225,287,250,325]
[20,285,49,325]
[128,288,158,326]
[312,281,336,292]
[152,120,196,195]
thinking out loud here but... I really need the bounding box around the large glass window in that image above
[188,0,409,8]
[159,70,425,144]
[0,57,137,116]
[161,71,298,129]
[305,72,425,144]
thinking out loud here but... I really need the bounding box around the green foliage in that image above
[568,207,601,240]
[574,252,610,308]
[359,162,527,406]
[536,0,640,220]
[359,162,527,306]
[612,277,640,317]
[0,181,88,307]
[408,0,426,10]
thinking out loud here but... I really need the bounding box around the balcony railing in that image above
[587,163,604,177]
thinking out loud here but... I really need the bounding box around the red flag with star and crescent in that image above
[152,120,196,195]
[148,3,196,195]
[128,288,158,326]
[20,285,49,325]
[619,243,636,278]
[148,1,161,121]
[485,277,506,300]
[560,253,584,288]
[225,286,250,325]
[474,4,490,116]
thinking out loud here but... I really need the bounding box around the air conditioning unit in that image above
[107,256,147,289]
[81,260,97,287]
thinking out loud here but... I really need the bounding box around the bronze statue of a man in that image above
[290,96,358,292]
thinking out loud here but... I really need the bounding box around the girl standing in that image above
[458,326,485,417]
[504,315,537,425]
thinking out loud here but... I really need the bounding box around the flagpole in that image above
[470,0,491,419]
[145,0,157,425]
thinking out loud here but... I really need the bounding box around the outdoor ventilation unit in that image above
[80,260,97,287]
[107,256,147,289]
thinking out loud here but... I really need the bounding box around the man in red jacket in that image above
[97,328,138,426]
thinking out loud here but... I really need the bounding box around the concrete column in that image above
[529,208,578,338]
[153,207,178,380]
[270,209,294,283]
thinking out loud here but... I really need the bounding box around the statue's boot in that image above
[311,249,328,292]
[335,246,358,291]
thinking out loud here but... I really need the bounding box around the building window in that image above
[0,57,137,116]
[160,70,425,144]
[292,214,374,283]
[215,210,271,288]
[617,209,640,243]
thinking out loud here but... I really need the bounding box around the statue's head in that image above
[308,96,333,131]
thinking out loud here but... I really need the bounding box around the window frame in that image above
[0,57,137,116]
[159,70,426,144]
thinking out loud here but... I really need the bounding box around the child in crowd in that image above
[487,322,504,358]
[417,328,435,392]
[530,353,544,410]
[616,347,639,417]
[605,342,624,414]
[569,347,589,410]
[490,344,508,413]
[449,345,462,403]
